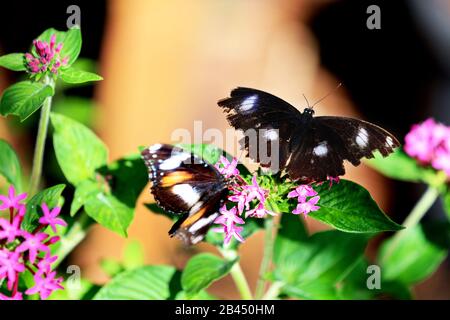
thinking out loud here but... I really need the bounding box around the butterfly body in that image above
[219,87,400,182]
[142,144,227,245]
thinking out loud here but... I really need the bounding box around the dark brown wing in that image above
[141,144,227,245]
[218,87,301,172]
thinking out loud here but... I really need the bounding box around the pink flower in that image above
[39,203,67,233]
[242,176,267,204]
[246,202,276,218]
[0,215,22,243]
[0,292,23,300]
[215,156,240,178]
[292,196,320,216]
[215,206,244,231]
[228,190,248,214]
[25,271,64,300]
[0,185,27,211]
[287,185,317,202]
[0,249,25,290]
[214,224,245,245]
[25,34,68,77]
[16,232,49,264]
[37,252,58,274]
[404,118,450,177]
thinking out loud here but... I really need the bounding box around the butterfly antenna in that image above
[311,82,343,108]
[302,94,311,108]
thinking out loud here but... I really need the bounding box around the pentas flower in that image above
[25,271,64,300]
[246,202,275,218]
[288,185,317,202]
[0,214,22,242]
[288,184,320,216]
[0,292,23,300]
[16,232,50,264]
[405,118,450,177]
[39,203,67,233]
[292,196,320,216]
[0,185,27,210]
[215,206,244,231]
[24,34,68,78]
[215,155,240,178]
[0,249,25,289]
[0,185,66,300]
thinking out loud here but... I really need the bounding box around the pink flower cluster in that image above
[214,156,274,245]
[405,118,450,177]
[288,185,320,216]
[0,185,67,300]
[24,34,68,77]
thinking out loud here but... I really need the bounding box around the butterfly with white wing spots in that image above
[141,144,228,245]
[218,87,400,182]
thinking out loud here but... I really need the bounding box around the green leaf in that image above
[51,112,108,186]
[70,179,99,216]
[94,265,177,300]
[309,179,403,233]
[22,184,66,232]
[175,290,216,300]
[181,253,236,296]
[0,81,54,121]
[379,224,447,285]
[366,149,437,184]
[274,213,308,271]
[35,27,81,67]
[0,140,23,192]
[60,27,82,67]
[60,67,103,84]
[275,230,368,287]
[123,240,145,270]
[0,53,26,71]
[84,190,134,237]
[98,153,148,208]
[444,188,450,220]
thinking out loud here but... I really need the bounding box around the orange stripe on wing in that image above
[160,171,194,187]
[180,205,208,228]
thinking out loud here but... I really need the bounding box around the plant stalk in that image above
[255,200,279,299]
[382,185,439,263]
[53,212,92,268]
[220,248,253,300]
[28,77,55,196]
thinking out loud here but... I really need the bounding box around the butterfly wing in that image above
[218,87,302,172]
[287,118,400,182]
[141,144,226,245]
[219,87,400,182]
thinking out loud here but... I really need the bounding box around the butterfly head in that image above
[303,107,315,118]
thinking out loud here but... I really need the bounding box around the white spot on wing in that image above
[356,127,369,148]
[263,129,279,141]
[385,136,394,147]
[189,213,218,233]
[172,184,201,207]
[240,95,258,112]
[159,153,190,170]
[313,141,328,157]
[189,201,204,214]
[149,144,162,153]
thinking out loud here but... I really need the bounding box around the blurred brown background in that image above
[0,0,449,299]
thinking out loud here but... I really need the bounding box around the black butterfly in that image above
[141,144,228,245]
[218,87,400,182]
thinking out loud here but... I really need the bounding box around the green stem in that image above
[255,200,278,299]
[382,185,439,263]
[261,281,283,300]
[220,248,253,300]
[28,77,55,196]
[53,212,92,268]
